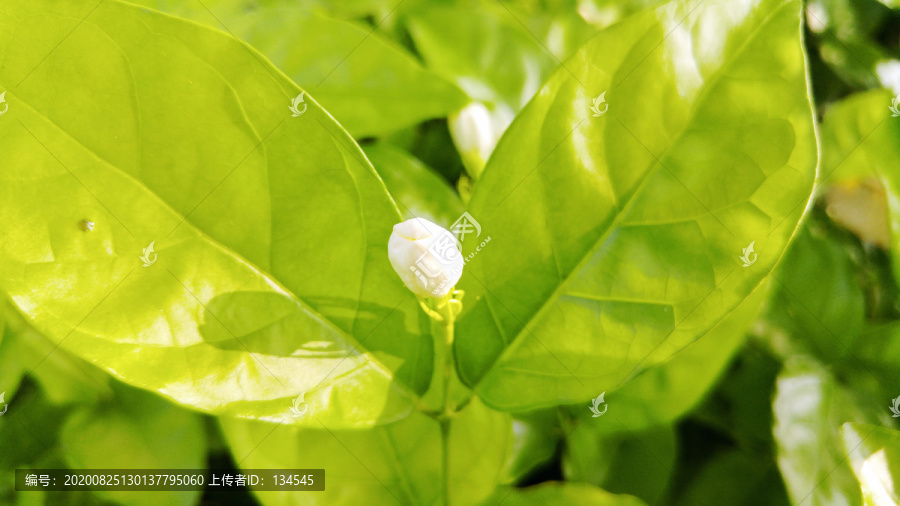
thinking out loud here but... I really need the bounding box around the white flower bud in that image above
[449,102,510,179]
[388,218,464,298]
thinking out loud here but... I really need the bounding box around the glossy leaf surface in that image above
[454,0,817,410]
[0,0,429,427]
[567,280,767,434]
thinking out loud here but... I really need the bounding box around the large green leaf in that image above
[0,0,431,427]
[454,0,817,410]
[220,398,511,506]
[132,0,468,138]
[842,423,900,505]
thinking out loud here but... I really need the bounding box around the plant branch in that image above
[424,291,463,506]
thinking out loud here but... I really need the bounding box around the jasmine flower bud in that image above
[388,218,464,298]
[449,102,512,179]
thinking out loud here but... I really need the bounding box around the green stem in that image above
[442,311,454,506]
[441,308,454,416]
[427,294,457,506]
[441,416,451,506]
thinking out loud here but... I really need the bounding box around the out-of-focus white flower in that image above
[805,2,828,33]
[876,60,900,96]
[449,102,511,179]
[388,218,464,298]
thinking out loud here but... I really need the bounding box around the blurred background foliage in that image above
[4,0,900,504]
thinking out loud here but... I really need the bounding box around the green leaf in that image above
[668,449,790,506]
[487,482,647,506]
[572,278,767,435]
[0,380,72,504]
[0,0,430,427]
[132,0,468,138]
[842,422,900,505]
[454,0,817,411]
[817,34,891,90]
[408,1,591,112]
[363,143,465,228]
[773,356,880,506]
[3,305,112,406]
[805,0,894,89]
[848,323,900,393]
[301,0,401,20]
[563,425,675,505]
[820,89,896,181]
[692,339,784,447]
[0,307,27,402]
[220,398,511,506]
[819,89,900,285]
[59,383,207,506]
[0,301,204,506]
[576,0,673,27]
[766,220,867,362]
[407,1,595,176]
[503,409,560,483]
